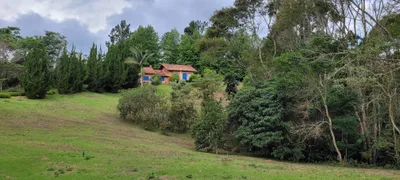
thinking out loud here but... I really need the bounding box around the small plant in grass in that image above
[85,156,95,160]
[58,169,65,174]
[147,172,155,179]
[222,174,233,179]
[248,163,257,168]
[241,175,248,179]
[186,174,193,179]
[47,167,55,171]
[66,167,73,171]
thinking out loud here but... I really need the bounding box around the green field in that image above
[1,87,400,179]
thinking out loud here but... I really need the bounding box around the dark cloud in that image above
[0,0,234,54]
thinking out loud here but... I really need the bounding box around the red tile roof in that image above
[154,70,171,77]
[144,66,155,74]
[161,64,197,72]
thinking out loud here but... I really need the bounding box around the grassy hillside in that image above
[1,89,399,179]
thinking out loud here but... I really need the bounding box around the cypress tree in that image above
[86,43,98,91]
[70,52,85,92]
[103,45,127,92]
[56,48,71,94]
[22,40,50,99]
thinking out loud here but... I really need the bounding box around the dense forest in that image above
[1,0,400,167]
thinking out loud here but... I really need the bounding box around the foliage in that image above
[151,75,162,86]
[188,74,200,82]
[192,69,223,100]
[56,48,86,94]
[0,93,11,98]
[86,44,103,92]
[102,45,127,93]
[125,46,154,87]
[43,31,67,67]
[177,32,201,67]
[117,86,168,130]
[160,29,180,64]
[169,74,180,83]
[21,40,50,99]
[107,20,131,45]
[128,25,160,67]
[0,62,24,89]
[228,81,304,161]
[167,82,197,133]
[191,99,226,152]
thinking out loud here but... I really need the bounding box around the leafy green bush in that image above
[188,74,200,82]
[117,86,168,130]
[191,99,226,152]
[228,82,304,161]
[0,93,11,98]
[169,73,180,83]
[167,82,197,133]
[151,75,162,86]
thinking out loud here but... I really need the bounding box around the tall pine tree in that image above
[86,43,98,91]
[102,45,127,92]
[56,48,71,94]
[22,40,50,99]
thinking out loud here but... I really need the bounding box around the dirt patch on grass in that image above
[121,168,138,175]
[358,168,400,178]
[1,174,12,179]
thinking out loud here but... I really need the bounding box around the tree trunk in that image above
[324,102,343,162]
[388,95,400,135]
[319,75,343,162]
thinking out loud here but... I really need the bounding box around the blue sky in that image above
[0,0,234,53]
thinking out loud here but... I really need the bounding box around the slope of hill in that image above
[1,91,400,180]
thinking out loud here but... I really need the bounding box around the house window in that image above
[143,76,150,81]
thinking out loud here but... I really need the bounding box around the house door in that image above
[161,76,165,82]
[182,73,187,81]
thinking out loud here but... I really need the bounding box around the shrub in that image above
[169,73,180,83]
[167,82,197,133]
[191,99,226,152]
[188,74,200,82]
[151,75,162,86]
[0,93,11,98]
[117,86,168,130]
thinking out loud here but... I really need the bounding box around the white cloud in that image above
[0,0,132,33]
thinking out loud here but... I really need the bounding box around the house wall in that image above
[162,77,169,84]
[142,75,153,83]
[171,71,192,81]
[142,74,170,84]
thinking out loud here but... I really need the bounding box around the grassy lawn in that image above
[0,90,399,179]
